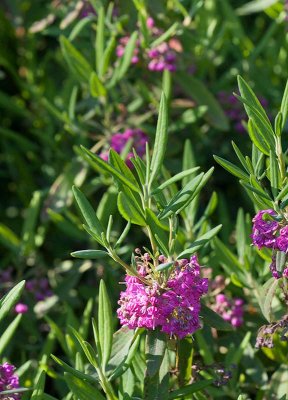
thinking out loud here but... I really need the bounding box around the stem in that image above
[96,365,117,400]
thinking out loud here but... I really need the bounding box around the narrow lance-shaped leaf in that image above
[64,373,106,400]
[98,280,113,370]
[117,191,146,226]
[79,146,140,193]
[72,186,105,245]
[280,79,288,130]
[60,36,92,82]
[95,7,104,75]
[149,92,168,186]
[214,155,249,181]
[0,314,22,356]
[177,224,222,259]
[152,167,200,194]
[0,281,25,323]
[71,250,108,259]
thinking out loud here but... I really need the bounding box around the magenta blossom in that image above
[100,128,148,168]
[117,253,208,338]
[14,303,28,314]
[251,209,279,250]
[0,363,20,400]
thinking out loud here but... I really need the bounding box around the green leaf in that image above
[236,0,280,15]
[200,303,233,331]
[71,250,108,259]
[100,36,116,77]
[64,373,106,400]
[237,76,274,147]
[145,329,167,377]
[149,92,168,186]
[176,74,229,130]
[270,150,280,197]
[73,186,105,244]
[98,280,113,369]
[247,118,270,156]
[117,192,146,226]
[90,72,106,98]
[109,333,141,381]
[280,80,288,130]
[0,281,25,323]
[107,327,135,372]
[80,146,140,193]
[151,23,178,48]
[152,167,200,194]
[0,223,20,251]
[95,7,105,75]
[144,349,169,400]
[214,155,249,181]
[231,141,250,173]
[0,314,22,356]
[60,36,92,82]
[31,370,46,400]
[168,379,214,399]
[109,149,140,189]
[259,277,279,322]
[159,168,214,220]
[110,31,138,84]
[51,355,98,385]
[276,180,288,201]
[69,326,99,368]
[21,190,42,256]
[177,225,222,259]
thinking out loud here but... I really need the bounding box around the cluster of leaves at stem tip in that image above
[214,75,288,277]
[71,91,222,275]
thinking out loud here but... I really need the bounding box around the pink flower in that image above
[251,209,278,250]
[14,303,28,314]
[0,362,20,399]
[117,253,208,338]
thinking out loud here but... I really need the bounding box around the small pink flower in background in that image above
[100,128,148,168]
[147,42,177,72]
[117,252,208,338]
[0,362,20,399]
[116,36,140,64]
[212,294,244,327]
[14,303,28,314]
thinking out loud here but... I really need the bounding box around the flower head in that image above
[117,252,208,338]
[0,363,20,400]
[251,209,279,250]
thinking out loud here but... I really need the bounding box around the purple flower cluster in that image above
[26,278,53,301]
[0,363,20,400]
[117,253,208,338]
[251,209,279,250]
[213,294,244,327]
[147,43,177,72]
[100,128,148,168]
[217,91,268,134]
[251,209,288,279]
